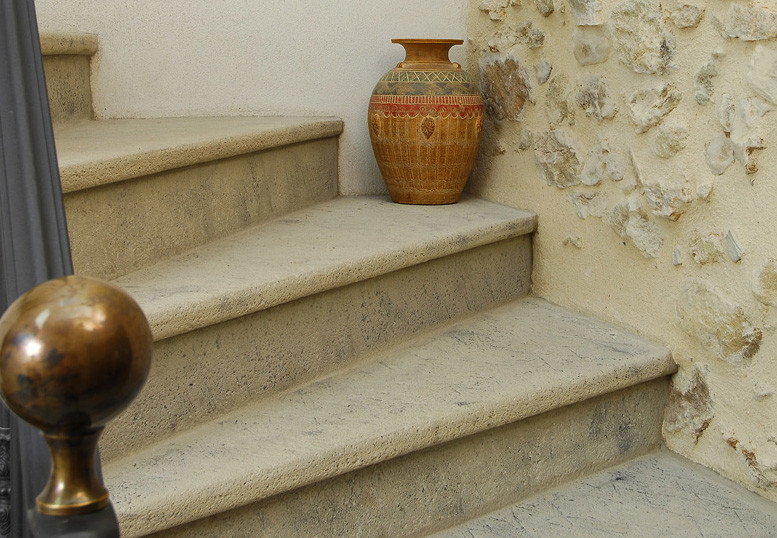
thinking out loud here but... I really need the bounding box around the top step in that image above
[57,117,343,280]
[41,32,97,124]
[54,116,343,194]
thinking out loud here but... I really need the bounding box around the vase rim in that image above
[391,38,464,45]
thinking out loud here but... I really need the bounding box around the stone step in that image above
[41,32,98,124]
[104,297,675,537]
[56,116,343,280]
[100,196,536,461]
[433,449,777,537]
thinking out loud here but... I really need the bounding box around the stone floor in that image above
[435,449,777,537]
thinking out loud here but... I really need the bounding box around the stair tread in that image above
[54,116,343,193]
[434,449,777,537]
[40,32,98,56]
[105,297,675,536]
[112,195,537,341]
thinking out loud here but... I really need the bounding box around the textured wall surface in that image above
[467,0,777,500]
[34,0,468,195]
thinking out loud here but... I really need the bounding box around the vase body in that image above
[368,39,484,205]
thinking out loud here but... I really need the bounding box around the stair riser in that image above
[100,236,532,462]
[65,138,339,281]
[44,55,93,124]
[155,378,669,537]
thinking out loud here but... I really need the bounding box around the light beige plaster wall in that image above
[467,0,777,499]
[33,0,468,195]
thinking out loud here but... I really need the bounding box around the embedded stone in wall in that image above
[653,123,689,158]
[481,54,535,121]
[749,46,777,106]
[568,191,607,218]
[696,182,713,202]
[581,141,623,185]
[612,0,675,75]
[517,128,534,150]
[581,156,604,186]
[576,75,617,122]
[488,21,546,52]
[605,151,625,181]
[753,259,777,306]
[607,198,662,258]
[673,247,683,266]
[535,0,554,17]
[535,58,552,84]
[572,26,611,66]
[676,279,762,366]
[563,235,583,248]
[724,433,777,489]
[664,364,714,444]
[670,4,704,29]
[628,83,682,133]
[722,4,777,41]
[719,94,736,133]
[545,74,575,126]
[568,0,604,26]
[689,230,724,265]
[629,149,646,188]
[695,59,718,105]
[715,95,771,175]
[725,230,743,263]
[519,21,545,48]
[479,0,520,21]
[705,134,735,175]
[643,180,694,221]
[729,97,770,176]
[754,382,775,401]
[534,129,583,188]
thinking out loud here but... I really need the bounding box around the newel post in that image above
[0,276,153,536]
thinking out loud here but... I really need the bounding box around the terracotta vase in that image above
[368,39,484,205]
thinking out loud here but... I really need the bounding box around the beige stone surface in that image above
[104,297,674,536]
[467,0,777,501]
[101,236,533,461]
[44,55,94,123]
[436,449,777,537]
[160,381,669,537]
[54,116,343,193]
[65,136,339,280]
[111,196,536,341]
[40,32,98,124]
[40,32,98,55]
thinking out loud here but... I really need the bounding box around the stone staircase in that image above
[41,33,777,536]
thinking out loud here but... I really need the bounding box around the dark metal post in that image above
[0,1,120,536]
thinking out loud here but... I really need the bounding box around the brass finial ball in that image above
[0,276,153,515]
[0,276,152,434]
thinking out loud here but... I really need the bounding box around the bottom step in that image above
[436,449,777,537]
[107,298,675,536]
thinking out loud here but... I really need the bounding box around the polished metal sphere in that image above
[0,276,153,433]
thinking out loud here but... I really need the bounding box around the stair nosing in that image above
[110,196,538,341]
[56,116,344,194]
[105,297,675,536]
[40,32,98,56]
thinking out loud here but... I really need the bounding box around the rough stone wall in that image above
[467,0,777,500]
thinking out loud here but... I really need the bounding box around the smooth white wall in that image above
[35,1,469,194]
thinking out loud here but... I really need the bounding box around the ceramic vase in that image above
[368,39,484,205]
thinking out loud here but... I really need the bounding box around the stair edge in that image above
[106,298,676,536]
[58,117,344,194]
[115,197,538,341]
[40,32,98,56]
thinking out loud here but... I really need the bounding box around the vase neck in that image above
[392,39,463,70]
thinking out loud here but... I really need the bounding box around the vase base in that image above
[387,192,462,205]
